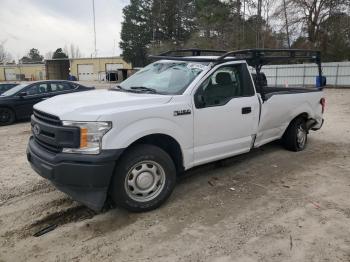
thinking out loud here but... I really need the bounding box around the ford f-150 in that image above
[27,49,325,212]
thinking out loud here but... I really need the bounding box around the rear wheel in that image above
[0,107,15,126]
[110,144,176,212]
[282,117,308,151]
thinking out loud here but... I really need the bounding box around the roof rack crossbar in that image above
[158,48,227,57]
[148,55,232,62]
[149,48,322,76]
[217,49,320,62]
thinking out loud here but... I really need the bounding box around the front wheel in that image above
[282,117,308,151]
[0,107,15,126]
[110,144,176,212]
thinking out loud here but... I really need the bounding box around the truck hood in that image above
[34,89,173,120]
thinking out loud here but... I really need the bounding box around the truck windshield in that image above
[117,61,208,95]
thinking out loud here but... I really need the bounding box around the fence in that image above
[251,62,350,87]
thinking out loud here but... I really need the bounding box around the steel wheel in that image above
[111,144,177,212]
[296,125,307,148]
[124,160,166,202]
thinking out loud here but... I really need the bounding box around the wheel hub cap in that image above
[136,172,154,189]
[124,161,166,202]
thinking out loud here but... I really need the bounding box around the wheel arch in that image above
[292,112,309,122]
[288,100,314,123]
[283,112,309,136]
[123,133,184,174]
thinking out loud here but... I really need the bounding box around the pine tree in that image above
[120,0,197,64]
[20,48,44,64]
[119,0,153,67]
[52,48,68,59]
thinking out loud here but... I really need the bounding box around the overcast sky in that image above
[0,0,129,60]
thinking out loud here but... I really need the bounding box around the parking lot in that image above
[0,88,349,262]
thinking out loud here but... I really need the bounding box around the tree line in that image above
[120,0,350,67]
[0,44,82,64]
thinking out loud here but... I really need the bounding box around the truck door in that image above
[193,63,260,166]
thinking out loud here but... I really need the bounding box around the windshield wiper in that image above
[110,85,159,94]
[129,86,158,94]
[109,85,125,91]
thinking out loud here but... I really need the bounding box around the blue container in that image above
[316,76,326,88]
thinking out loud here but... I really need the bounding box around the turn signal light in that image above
[80,128,88,148]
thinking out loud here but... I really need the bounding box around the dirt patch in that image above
[28,206,96,237]
[1,205,95,242]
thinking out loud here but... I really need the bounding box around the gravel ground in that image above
[0,89,349,262]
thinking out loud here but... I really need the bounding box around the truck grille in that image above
[34,136,62,153]
[33,109,61,126]
[31,110,80,154]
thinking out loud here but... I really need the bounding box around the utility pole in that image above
[283,0,291,48]
[92,0,97,57]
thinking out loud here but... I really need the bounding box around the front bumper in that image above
[27,136,123,211]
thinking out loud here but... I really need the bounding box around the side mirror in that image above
[18,92,27,97]
[195,94,206,108]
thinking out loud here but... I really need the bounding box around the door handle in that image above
[242,107,252,114]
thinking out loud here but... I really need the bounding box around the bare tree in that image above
[45,51,53,59]
[275,0,350,47]
[62,44,82,58]
[69,44,82,58]
[0,40,12,64]
[63,45,69,57]
[261,0,274,48]
[256,0,262,47]
[282,0,291,48]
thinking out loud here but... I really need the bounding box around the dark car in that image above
[0,80,94,125]
[0,83,19,95]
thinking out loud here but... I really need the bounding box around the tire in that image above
[0,107,15,126]
[282,117,308,152]
[110,144,177,212]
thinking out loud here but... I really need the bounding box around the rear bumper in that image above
[311,118,324,131]
[27,136,123,211]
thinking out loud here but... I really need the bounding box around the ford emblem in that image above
[33,124,41,136]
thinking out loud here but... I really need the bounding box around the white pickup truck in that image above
[27,49,325,212]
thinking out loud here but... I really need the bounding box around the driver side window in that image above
[26,83,48,95]
[195,64,254,108]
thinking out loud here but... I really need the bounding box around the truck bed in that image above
[262,86,321,100]
[255,85,324,147]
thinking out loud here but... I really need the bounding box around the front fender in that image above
[102,117,193,168]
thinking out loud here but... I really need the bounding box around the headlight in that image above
[62,121,112,155]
